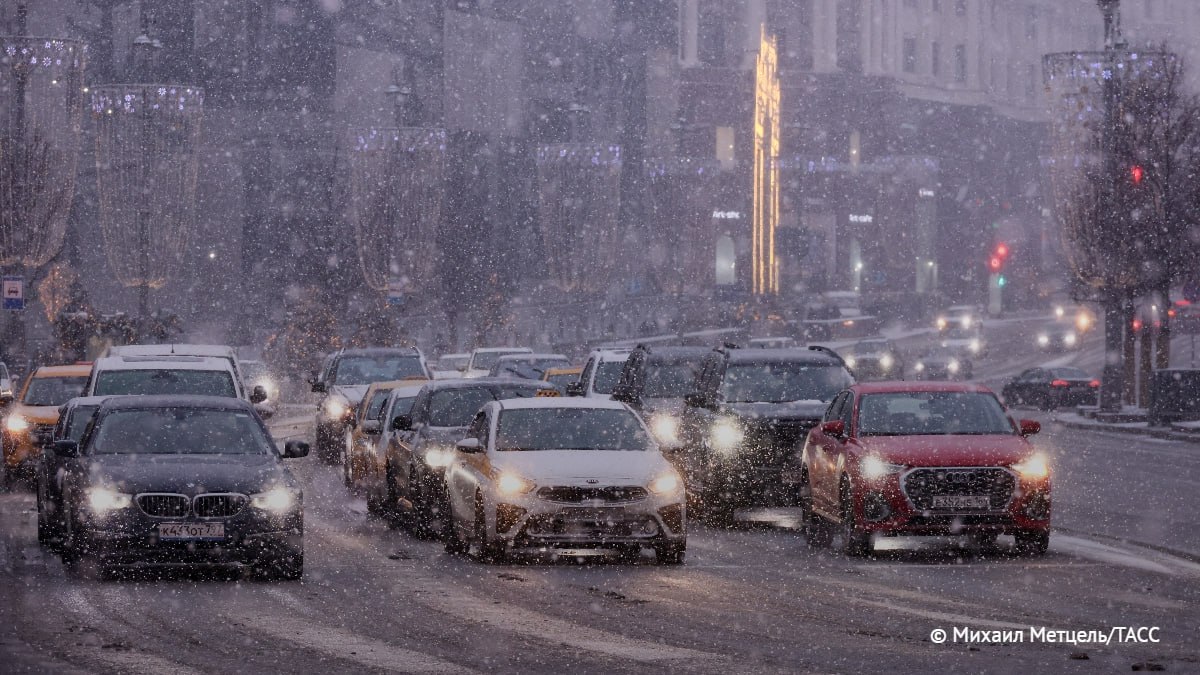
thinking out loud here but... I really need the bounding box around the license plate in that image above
[931,495,990,509]
[157,522,225,540]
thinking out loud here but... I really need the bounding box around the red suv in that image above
[799,382,1050,556]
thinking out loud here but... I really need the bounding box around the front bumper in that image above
[74,508,303,565]
[490,489,686,550]
[850,470,1051,536]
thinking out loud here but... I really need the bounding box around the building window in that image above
[768,0,814,70]
[1146,0,1156,20]
[955,0,967,16]
[697,0,729,66]
[1025,6,1038,41]
[903,37,917,73]
[931,41,941,77]
[1026,63,1037,98]
[954,44,967,82]
[715,126,736,168]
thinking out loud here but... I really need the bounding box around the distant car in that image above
[541,366,583,392]
[912,347,973,381]
[935,305,980,332]
[3,364,91,485]
[356,384,424,507]
[432,353,471,379]
[843,338,905,380]
[84,355,252,400]
[486,353,571,380]
[1052,303,1097,334]
[36,395,109,551]
[240,359,280,418]
[105,344,263,403]
[443,397,687,564]
[0,361,12,400]
[610,345,710,443]
[939,324,986,357]
[1002,367,1099,410]
[340,380,410,488]
[379,378,556,538]
[52,396,310,579]
[1034,321,1081,352]
[570,348,632,399]
[462,347,533,379]
[310,347,430,463]
[801,382,1051,556]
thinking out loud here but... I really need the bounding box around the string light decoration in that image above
[752,26,781,296]
[349,127,446,294]
[534,143,622,292]
[91,85,203,304]
[0,38,87,268]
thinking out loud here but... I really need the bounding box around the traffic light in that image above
[988,242,1010,272]
[1130,165,1145,185]
[997,275,1007,287]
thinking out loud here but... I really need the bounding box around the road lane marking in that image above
[848,597,1028,631]
[58,588,206,675]
[226,609,475,674]
[1053,534,1200,577]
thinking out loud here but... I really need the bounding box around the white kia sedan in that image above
[443,397,686,564]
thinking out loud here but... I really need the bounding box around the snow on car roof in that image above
[62,395,113,407]
[590,348,632,361]
[852,381,994,394]
[471,346,533,354]
[494,353,568,361]
[94,355,235,371]
[109,344,236,358]
[496,396,628,411]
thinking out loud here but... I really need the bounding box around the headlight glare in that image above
[860,456,904,481]
[87,487,132,514]
[4,415,29,433]
[1013,452,1050,480]
[844,356,857,369]
[1037,334,1050,346]
[878,354,893,370]
[1063,332,1077,346]
[423,446,454,468]
[497,473,535,495]
[914,362,925,372]
[252,487,298,513]
[947,360,960,374]
[969,339,981,353]
[650,414,680,445]
[324,398,348,419]
[649,472,681,495]
[708,418,743,453]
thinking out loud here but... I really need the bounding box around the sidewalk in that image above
[1054,409,1200,443]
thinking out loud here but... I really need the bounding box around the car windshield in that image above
[389,396,417,426]
[592,361,626,394]
[496,407,652,451]
[642,360,703,398]
[545,372,579,387]
[721,363,851,403]
[1050,368,1089,379]
[471,350,528,370]
[493,357,570,377]
[363,389,392,420]
[428,386,544,427]
[333,356,424,385]
[22,376,88,406]
[66,405,100,441]
[90,408,271,455]
[857,392,1014,436]
[94,369,237,397]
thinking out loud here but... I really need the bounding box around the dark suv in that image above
[677,346,854,525]
[610,346,710,444]
[310,348,429,462]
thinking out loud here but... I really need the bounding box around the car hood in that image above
[422,426,469,446]
[83,453,291,495]
[724,400,827,420]
[332,385,369,405]
[492,450,670,484]
[9,404,60,424]
[855,434,1034,467]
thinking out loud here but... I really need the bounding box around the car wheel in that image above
[408,470,440,540]
[1014,530,1050,556]
[443,508,468,555]
[700,470,734,528]
[255,549,304,581]
[383,465,404,530]
[654,542,686,565]
[341,431,355,488]
[840,479,872,557]
[470,493,505,563]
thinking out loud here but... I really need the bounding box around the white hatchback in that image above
[443,397,686,564]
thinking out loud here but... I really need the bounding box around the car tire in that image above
[408,470,439,540]
[341,431,355,488]
[1014,530,1050,557]
[840,480,872,558]
[700,470,735,528]
[654,542,686,565]
[382,464,406,529]
[470,493,505,563]
[443,510,468,555]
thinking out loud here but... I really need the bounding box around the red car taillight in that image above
[1088,379,1101,388]
[1050,379,1069,387]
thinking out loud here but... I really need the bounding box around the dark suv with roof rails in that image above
[677,345,854,525]
[610,345,711,443]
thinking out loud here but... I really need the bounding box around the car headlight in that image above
[1013,452,1050,480]
[1076,314,1091,331]
[878,354,893,370]
[1055,305,1065,318]
[960,316,973,329]
[936,317,947,330]
[1037,334,1050,346]
[860,456,905,481]
[496,472,535,496]
[423,446,454,469]
[4,414,29,433]
[1063,332,1077,346]
[947,359,960,374]
[844,356,857,369]
[708,418,744,454]
[914,362,925,372]
[968,339,981,353]
[649,472,682,495]
[650,414,681,445]
[251,487,298,513]
[323,397,349,419]
[86,487,132,514]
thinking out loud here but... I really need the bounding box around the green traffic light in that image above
[997,275,1007,287]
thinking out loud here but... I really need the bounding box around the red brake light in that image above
[1050,379,1070,387]
[1088,379,1101,388]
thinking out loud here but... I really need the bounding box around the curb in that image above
[1053,417,1200,444]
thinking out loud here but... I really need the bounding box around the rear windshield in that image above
[592,361,625,394]
[94,370,237,398]
[1050,368,1089,379]
[642,360,703,398]
[91,408,271,455]
[471,350,528,371]
[721,363,851,403]
[496,408,652,451]
[332,355,425,385]
[23,376,88,406]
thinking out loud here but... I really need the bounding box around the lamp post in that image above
[1098,0,1127,412]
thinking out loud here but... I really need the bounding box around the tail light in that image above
[1050,379,1069,387]
[1088,379,1101,388]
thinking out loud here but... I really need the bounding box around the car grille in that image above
[903,468,1015,511]
[738,417,819,467]
[137,493,190,518]
[192,494,247,518]
[536,486,648,504]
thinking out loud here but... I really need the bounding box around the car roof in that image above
[96,395,254,412]
[93,355,234,371]
[589,348,632,361]
[337,347,423,357]
[852,381,994,395]
[494,353,568,361]
[63,395,113,407]
[32,364,93,377]
[418,377,554,392]
[109,344,236,358]
[494,396,628,411]
[639,346,710,360]
[387,384,427,398]
[725,348,842,364]
[471,346,532,354]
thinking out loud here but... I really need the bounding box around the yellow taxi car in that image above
[2,364,91,484]
[341,379,424,488]
[541,366,582,394]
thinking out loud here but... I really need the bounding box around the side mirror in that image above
[35,429,55,448]
[362,419,381,435]
[249,385,268,404]
[565,381,584,397]
[820,420,846,438]
[53,440,81,458]
[455,437,483,453]
[282,440,310,459]
[1019,419,1041,437]
[311,381,328,394]
[391,414,413,431]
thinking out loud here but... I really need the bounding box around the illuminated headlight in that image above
[251,487,298,513]
[936,317,948,330]
[947,360,960,374]
[1076,314,1091,331]
[860,456,905,481]
[4,415,29,433]
[1037,334,1050,346]
[323,397,349,419]
[844,356,857,369]
[878,354,893,370]
[1055,305,1065,318]
[708,418,744,454]
[423,446,454,469]
[649,472,682,496]
[968,339,981,354]
[1063,332,1077,347]
[497,472,535,496]
[1012,452,1050,480]
[650,414,681,445]
[86,487,132,514]
[960,316,973,329]
[914,362,925,373]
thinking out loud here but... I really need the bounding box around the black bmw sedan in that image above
[52,396,308,579]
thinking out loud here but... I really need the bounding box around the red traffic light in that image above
[989,256,1003,272]
[1131,165,1144,185]
[995,242,1009,258]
